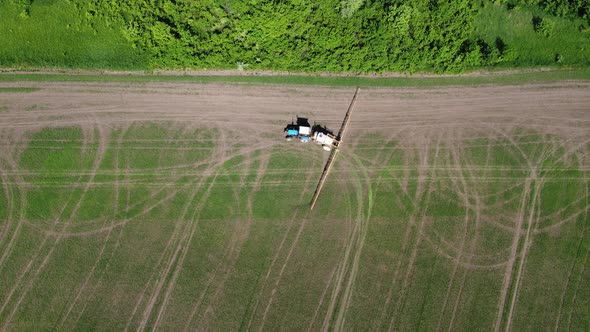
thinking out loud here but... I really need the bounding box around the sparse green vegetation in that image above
[0,0,144,69]
[1,68,590,88]
[475,2,590,67]
[0,87,39,93]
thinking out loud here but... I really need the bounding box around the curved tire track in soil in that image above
[328,129,404,331]
[58,127,127,328]
[332,153,377,331]
[504,174,544,332]
[0,126,94,320]
[435,131,475,332]
[504,145,554,332]
[247,153,318,331]
[319,173,356,332]
[307,264,338,332]
[493,176,533,331]
[563,144,590,332]
[0,165,15,254]
[319,130,399,332]
[445,129,489,332]
[145,173,220,331]
[126,172,214,331]
[387,133,442,332]
[72,137,134,327]
[133,128,274,330]
[1,124,108,330]
[565,245,589,330]
[0,129,29,272]
[494,138,552,332]
[0,148,18,269]
[143,126,232,332]
[374,130,429,331]
[189,150,271,330]
[331,130,408,332]
[128,133,227,331]
[554,170,589,331]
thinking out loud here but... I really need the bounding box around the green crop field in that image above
[0,80,588,330]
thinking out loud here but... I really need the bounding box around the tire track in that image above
[327,131,400,331]
[0,154,16,265]
[147,127,238,330]
[494,138,553,331]
[565,245,589,330]
[446,129,487,331]
[374,133,430,331]
[0,164,15,252]
[72,134,133,327]
[503,144,553,332]
[387,132,442,331]
[435,131,473,331]
[137,126,234,330]
[319,134,395,332]
[564,142,590,332]
[504,175,543,331]
[306,264,338,332]
[0,127,94,318]
[145,173,220,331]
[191,151,270,330]
[125,174,215,330]
[253,159,318,331]
[126,151,223,331]
[492,125,539,332]
[319,172,356,332]
[242,152,318,331]
[325,132,405,332]
[1,125,108,330]
[58,128,126,328]
[554,172,589,331]
[0,129,28,271]
[332,155,376,331]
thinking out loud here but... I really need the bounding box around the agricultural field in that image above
[0,80,589,330]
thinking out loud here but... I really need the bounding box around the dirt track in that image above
[0,80,589,331]
[0,81,588,137]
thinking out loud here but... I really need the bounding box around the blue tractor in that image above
[284,117,312,142]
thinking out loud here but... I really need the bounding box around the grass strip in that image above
[0,87,40,92]
[1,68,590,87]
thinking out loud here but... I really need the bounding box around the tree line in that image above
[4,0,590,72]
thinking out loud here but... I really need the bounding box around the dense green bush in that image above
[0,0,588,72]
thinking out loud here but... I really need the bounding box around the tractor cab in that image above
[296,117,312,142]
[284,123,299,141]
[284,116,312,142]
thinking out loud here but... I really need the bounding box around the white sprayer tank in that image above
[314,132,334,146]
